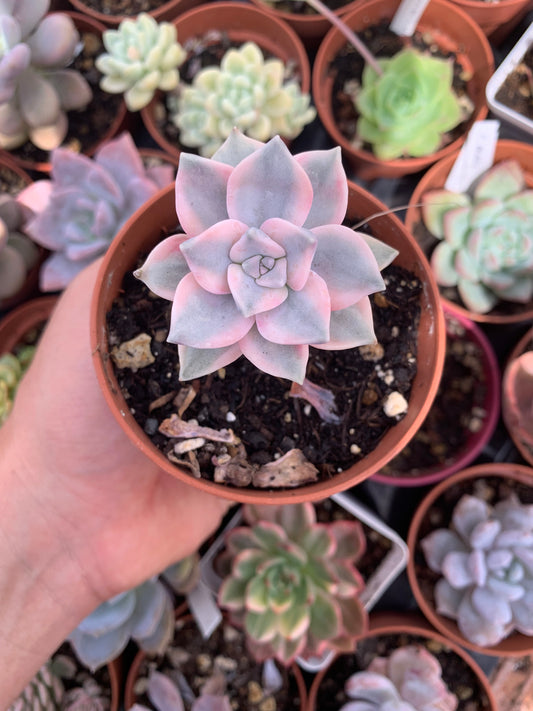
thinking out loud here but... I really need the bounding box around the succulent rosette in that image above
[134,130,398,383]
[355,48,466,161]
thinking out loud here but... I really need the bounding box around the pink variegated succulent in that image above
[340,645,458,711]
[134,129,398,383]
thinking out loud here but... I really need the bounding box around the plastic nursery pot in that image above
[66,0,202,26]
[407,462,533,657]
[140,1,312,161]
[448,0,532,44]
[6,11,128,174]
[371,303,500,487]
[123,606,308,711]
[307,611,497,711]
[405,139,533,325]
[502,325,533,466]
[0,295,58,354]
[90,177,445,505]
[312,0,493,181]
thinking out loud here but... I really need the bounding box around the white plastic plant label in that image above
[444,120,500,193]
[186,579,223,639]
[390,0,431,36]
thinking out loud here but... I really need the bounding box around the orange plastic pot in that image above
[502,326,533,466]
[140,1,312,161]
[407,462,533,657]
[66,0,202,26]
[312,0,493,180]
[307,611,497,711]
[0,296,58,354]
[405,139,533,325]
[448,0,533,44]
[90,174,445,504]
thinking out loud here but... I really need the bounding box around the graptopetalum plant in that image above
[339,645,458,711]
[216,502,367,665]
[503,349,533,455]
[421,493,533,647]
[134,129,398,385]
[0,0,93,150]
[421,159,533,314]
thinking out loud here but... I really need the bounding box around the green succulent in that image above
[218,502,367,666]
[0,346,36,425]
[96,13,186,111]
[169,41,316,157]
[354,48,467,161]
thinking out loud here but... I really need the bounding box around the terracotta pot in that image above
[140,1,312,160]
[448,0,533,45]
[407,462,533,657]
[405,139,533,324]
[0,295,58,354]
[372,303,500,487]
[6,12,128,174]
[307,611,497,711]
[123,606,308,711]
[90,176,445,504]
[502,326,533,466]
[247,0,362,50]
[66,0,202,26]
[312,0,493,180]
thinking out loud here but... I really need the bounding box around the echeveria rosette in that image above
[340,645,458,711]
[355,49,464,161]
[134,130,398,383]
[421,493,533,648]
[217,502,367,666]
[422,160,533,314]
[17,132,174,292]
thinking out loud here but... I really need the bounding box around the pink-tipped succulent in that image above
[421,493,533,647]
[17,132,174,291]
[422,160,533,314]
[0,0,93,150]
[134,129,398,383]
[340,645,458,711]
[504,350,533,455]
[217,502,367,666]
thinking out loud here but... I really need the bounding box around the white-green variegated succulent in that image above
[96,13,186,112]
[168,41,316,158]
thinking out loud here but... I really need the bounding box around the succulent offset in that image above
[354,48,467,161]
[0,347,35,425]
[17,131,174,291]
[421,492,533,647]
[134,129,398,384]
[217,502,367,665]
[169,41,316,158]
[340,645,458,711]
[96,13,186,112]
[422,159,533,314]
[0,0,92,150]
[0,193,39,301]
[504,350,533,454]
[69,554,200,671]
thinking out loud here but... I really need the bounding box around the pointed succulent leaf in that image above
[134,234,190,300]
[295,147,348,229]
[75,591,136,636]
[147,671,185,711]
[239,327,309,383]
[314,297,376,351]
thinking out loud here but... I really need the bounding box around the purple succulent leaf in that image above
[467,549,487,586]
[457,593,510,647]
[256,218,316,291]
[0,14,22,48]
[10,0,48,37]
[0,41,30,103]
[311,225,386,310]
[422,189,471,239]
[64,238,109,261]
[226,137,312,229]
[136,592,174,654]
[46,68,92,111]
[51,149,124,204]
[434,577,463,619]
[387,645,441,687]
[175,152,232,235]
[192,695,232,711]
[129,579,168,640]
[457,277,497,314]
[442,206,471,248]
[255,271,330,345]
[289,377,341,424]
[495,529,533,548]
[147,671,185,711]
[169,273,253,348]
[177,342,243,380]
[314,297,376,350]
[211,127,263,166]
[486,549,514,570]
[133,233,190,300]
[421,529,466,573]
[515,546,533,576]
[39,252,90,291]
[294,146,347,229]
[486,574,525,601]
[228,262,288,318]
[122,175,171,220]
[17,179,51,214]
[442,551,476,588]
[473,159,525,202]
[430,242,459,287]
[511,589,533,635]
[469,519,501,549]
[26,14,79,67]
[451,495,491,541]
[146,163,175,189]
[18,67,61,126]
[68,623,131,671]
[471,586,513,625]
[95,133,148,191]
[345,671,399,704]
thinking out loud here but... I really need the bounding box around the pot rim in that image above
[502,325,533,466]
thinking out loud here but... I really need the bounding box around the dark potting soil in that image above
[380,315,489,478]
[47,643,114,709]
[495,46,533,120]
[259,0,352,13]
[70,0,169,16]
[312,632,491,711]
[413,476,533,633]
[8,28,123,166]
[330,21,472,156]
[131,616,303,711]
[106,259,421,490]
[0,164,28,195]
